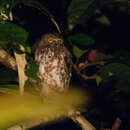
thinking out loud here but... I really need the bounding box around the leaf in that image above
[96,75,102,86]
[73,45,87,58]
[68,0,95,28]
[96,15,111,25]
[25,61,38,79]
[0,23,30,53]
[69,33,94,47]
[99,52,113,61]
[98,63,130,92]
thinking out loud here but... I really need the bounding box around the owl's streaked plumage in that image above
[35,33,72,96]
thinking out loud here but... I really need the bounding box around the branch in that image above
[7,110,96,130]
[0,46,28,95]
[101,118,121,130]
[111,118,121,130]
[0,48,17,71]
[68,110,96,130]
[73,61,104,80]
[78,61,104,71]
[7,118,51,130]
[14,45,28,95]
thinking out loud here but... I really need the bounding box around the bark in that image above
[68,110,96,130]
[8,110,96,130]
[14,46,27,95]
[0,48,17,71]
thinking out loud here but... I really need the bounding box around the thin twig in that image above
[73,61,104,80]
[50,17,61,34]
[78,61,104,72]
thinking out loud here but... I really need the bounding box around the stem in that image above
[8,110,96,130]
[14,45,27,95]
[50,17,61,34]
[68,110,96,130]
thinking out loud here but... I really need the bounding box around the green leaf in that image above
[68,0,95,28]
[98,63,130,92]
[96,75,102,86]
[96,15,111,25]
[0,23,28,44]
[25,61,38,79]
[99,52,113,61]
[0,23,30,52]
[73,45,87,58]
[69,33,94,47]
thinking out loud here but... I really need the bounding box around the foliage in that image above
[67,33,94,58]
[72,45,88,58]
[0,23,29,52]
[68,33,94,46]
[68,0,95,28]
[98,63,130,92]
[25,61,38,79]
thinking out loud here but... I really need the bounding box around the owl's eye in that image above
[58,38,63,44]
[48,37,54,44]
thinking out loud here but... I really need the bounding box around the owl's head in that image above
[40,33,64,46]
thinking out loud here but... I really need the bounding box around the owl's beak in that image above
[54,38,63,44]
[53,39,60,44]
[54,39,58,42]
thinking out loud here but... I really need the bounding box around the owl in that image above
[35,33,72,96]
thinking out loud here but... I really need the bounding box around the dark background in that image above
[1,0,130,129]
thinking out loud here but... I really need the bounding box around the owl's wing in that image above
[35,47,44,65]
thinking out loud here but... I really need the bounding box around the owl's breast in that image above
[35,47,71,92]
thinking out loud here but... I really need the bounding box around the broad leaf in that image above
[96,75,102,86]
[68,0,95,28]
[99,52,113,61]
[0,23,30,52]
[73,45,87,58]
[98,63,130,92]
[68,33,94,47]
[96,15,111,25]
[25,61,38,79]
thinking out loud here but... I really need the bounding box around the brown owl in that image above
[35,33,72,96]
